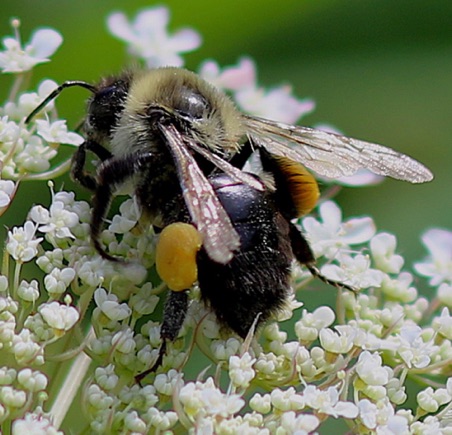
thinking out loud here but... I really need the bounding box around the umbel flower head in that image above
[0,6,448,435]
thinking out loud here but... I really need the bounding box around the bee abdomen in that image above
[197,173,293,338]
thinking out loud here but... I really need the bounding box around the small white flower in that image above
[17,368,48,392]
[263,323,287,343]
[0,275,8,293]
[229,352,256,388]
[254,352,279,375]
[386,378,407,405]
[437,283,452,307]
[111,328,136,354]
[211,337,241,360]
[355,351,389,386]
[90,333,113,356]
[249,393,271,414]
[77,256,115,287]
[124,410,147,432]
[417,386,451,413]
[109,198,140,233]
[376,414,410,435]
[38,301,79,332]
[179,377,244,418]
[395,324,437,369]
[410,416,444,435]
[35,119,84,146]
[370,233,404,274]
[0,180,16,208]
[12,329,44,365]
[414,228,452,286]
[295,305,336,342]
[6,221,43,262]
[12,410,63,434]
[44,267,75,295]
[214,415,264,434]
[276,293,303,322]
[302,385,359,418]
[129,284,159,315]
[302,201,376,260]
[94,288,132,321]
[200,57,314,123]
[154,369,180,396]
[53,191,76,208]
[86,384,115,410]
[321,253,385,289]
[0,22,62,73]
[199,57,256,91]
[380,272,417,303]
[36,248,64,273]
[378,304,405,330]
[116,262,147,285]
[358,399,378,429]
[432,307,452,340]
[0,386,26,408]
[17,279,40,303]
[270,387,305,411]
[4,79,58,120]
[319,324,357,354]
[144,408,178,431]
[30,201,79,239]
[107,6,201,67]
[15,135,57,172]
[279,411,320,434]
[202,388,245,417]
[0,118,23,173]
[0,367,16,384]
[235,84,314,124]
[119,384,158,409]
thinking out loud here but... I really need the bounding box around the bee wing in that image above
[159,124,240,264]
[186,140,264,191]
[243,115,433,183]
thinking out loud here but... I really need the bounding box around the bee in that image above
[26,67,433,374]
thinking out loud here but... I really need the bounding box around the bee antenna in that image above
[25,81,97,124]
[307,264,358,293]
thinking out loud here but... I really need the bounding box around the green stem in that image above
[50,327,94,429]
[12,261,22,300]
[18,158,72,182]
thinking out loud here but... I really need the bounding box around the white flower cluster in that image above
[0,5,450,434]
[0,20,83,216]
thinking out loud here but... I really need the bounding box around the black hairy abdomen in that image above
[197,174,293,338]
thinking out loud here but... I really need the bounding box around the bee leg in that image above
[71,139,112,191]
[289,222,357,292]
[135,290,189,384]
[90,152,152,261]
[135,222,200,383]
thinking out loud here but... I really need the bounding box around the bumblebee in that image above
[26,67,433,373]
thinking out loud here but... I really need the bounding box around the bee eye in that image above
[177,88,209,119]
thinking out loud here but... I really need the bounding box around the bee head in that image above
[85,72,134,143]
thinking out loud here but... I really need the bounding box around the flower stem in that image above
[49,327,94,428]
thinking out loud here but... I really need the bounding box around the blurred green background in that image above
[0,0,450,432]
[2,0,450,270]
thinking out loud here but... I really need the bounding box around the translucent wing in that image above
[243,115,433,183]
[159,124,240,264]
[186,140,264,191]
